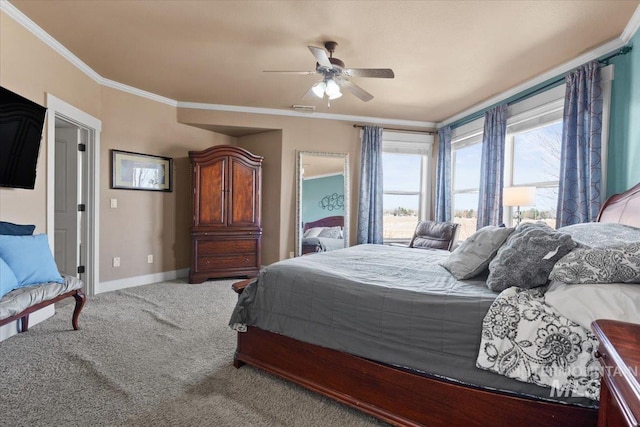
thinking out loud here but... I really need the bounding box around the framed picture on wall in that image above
[111,150,173,192]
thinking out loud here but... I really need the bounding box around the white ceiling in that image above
[9,0,640,124]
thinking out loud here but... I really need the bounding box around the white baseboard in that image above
[97,268,189,294]
[0,305,55,342]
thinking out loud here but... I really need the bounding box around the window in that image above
[507,120,562,228]
[381,131,433,242]
[451,85,566,238]
[449,66,613,238]
[451,127,483,240]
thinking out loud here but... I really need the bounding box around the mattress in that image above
[230,244,596,407]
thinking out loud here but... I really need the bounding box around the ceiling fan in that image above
[264,41,394,103]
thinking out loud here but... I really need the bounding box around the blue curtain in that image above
[435,126,452,222]
[557,61,603,227]
[357,126,384,244]
[477,104,508,228]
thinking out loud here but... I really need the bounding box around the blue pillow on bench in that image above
[0,234,64,287]
[0,221,36,236]
[0,257,20,299]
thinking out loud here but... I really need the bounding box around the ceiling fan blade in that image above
[336,78,374,102]
[263,70,317,75]
[308,46,332,68]
[345,68,395,78]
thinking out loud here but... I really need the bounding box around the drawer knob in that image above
[594,350,606,359]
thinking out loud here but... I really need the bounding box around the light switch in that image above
[110,198,118,208]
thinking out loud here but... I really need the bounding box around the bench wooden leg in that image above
[71,290,86,330]
[20,315,29,332]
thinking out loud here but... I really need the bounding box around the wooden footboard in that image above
[234,326,598,427]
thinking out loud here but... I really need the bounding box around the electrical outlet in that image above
[112,257,120,267]
[110,198,118,208]
[147,254,153,264]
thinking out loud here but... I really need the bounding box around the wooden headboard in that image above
[303,215,344,232]
[597,182,640,228]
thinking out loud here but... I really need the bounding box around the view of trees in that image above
[384,207,416,216]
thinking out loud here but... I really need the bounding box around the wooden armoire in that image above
[188,145,263,284]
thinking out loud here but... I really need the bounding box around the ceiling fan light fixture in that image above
[325,79,341,97]
[311,81,326,98]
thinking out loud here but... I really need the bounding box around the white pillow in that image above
[545,281,640,330]
[303,227,324,238]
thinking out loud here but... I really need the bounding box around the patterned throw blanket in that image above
[476,287,601,400]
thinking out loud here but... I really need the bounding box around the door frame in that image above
[46,94,101,296]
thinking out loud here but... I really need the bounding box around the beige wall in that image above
[0,11,101,231]
[237,131,283,266]
[0,11,231,283]
[99,88,228,281]
[178,108,361,262]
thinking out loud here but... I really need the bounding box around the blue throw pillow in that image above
[0,221,36,236]
[0,234,64,287]
[0,257,20,299]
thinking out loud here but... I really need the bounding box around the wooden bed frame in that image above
[301,215,344,255]
[302,215,345,232]
[233,184,640,427]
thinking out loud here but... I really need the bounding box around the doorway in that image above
[46,94,101,295]
[53,118,87,282]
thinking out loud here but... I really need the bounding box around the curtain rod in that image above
[352,124,434,135]
[449,45,633,130]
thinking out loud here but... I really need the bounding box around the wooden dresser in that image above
[188,145,263,284]
[592,320,640,427]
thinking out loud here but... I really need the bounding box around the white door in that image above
[54,120,84,277]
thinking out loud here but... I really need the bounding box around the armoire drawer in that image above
[196,238,257,255]
[197,254,257,270]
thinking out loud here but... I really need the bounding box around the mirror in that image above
[295,151,350,256]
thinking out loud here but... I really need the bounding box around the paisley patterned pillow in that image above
[549,243,640,284]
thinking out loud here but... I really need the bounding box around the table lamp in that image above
[503,186,536,225]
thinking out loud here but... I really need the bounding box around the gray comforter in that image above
[230,244,596,407]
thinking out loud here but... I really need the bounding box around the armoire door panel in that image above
[228,158,260,227]
[196,158,226,226]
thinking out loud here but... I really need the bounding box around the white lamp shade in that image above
[503,186,536,207]
[325,79,341,97]
[311,81,326,98]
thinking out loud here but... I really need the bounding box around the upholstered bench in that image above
[0,275,85,332]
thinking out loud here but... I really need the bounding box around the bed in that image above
[230,183,640,427]
[301,215,345,255]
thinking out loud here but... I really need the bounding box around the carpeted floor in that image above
[0,279,386,426]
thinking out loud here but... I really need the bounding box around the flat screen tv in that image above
[0,86,47,189]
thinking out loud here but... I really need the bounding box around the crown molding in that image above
[100,78,178,107]
[621,4,640,43]
[437,37,627,128]
[176,102,436,128]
